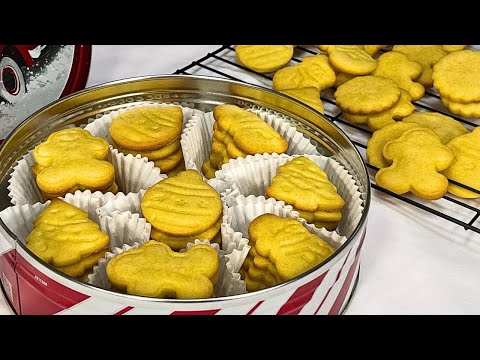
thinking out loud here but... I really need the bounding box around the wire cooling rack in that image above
[174,45,480,234]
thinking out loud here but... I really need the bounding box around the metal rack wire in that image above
[174,45,480,234]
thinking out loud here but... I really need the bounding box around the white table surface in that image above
[2,45,479,315]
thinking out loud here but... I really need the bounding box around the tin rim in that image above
[0,74,371,304]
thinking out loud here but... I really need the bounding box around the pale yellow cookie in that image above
[203,105,289,178]
[57,249,107,278]
[402,112,468,144]
[365,90,415,131]
[249,214,334,281]
[433,50,480,103]
[150,216,221,251]
[153,148,184,173]
[372,51,425,101]
[327,45,377,75]
[141,170,222,236]
[26,199,109,267]
[442,127,480,199]
[109,106,183,151]
[33,128,114,196]
[112,138,180,161]
[236,45,294,73]
[442,45,466,52]
[375,127,454,199]
[266,156,344,230]
[441,97,480,118]
[334,72,356,87]
[273,54,336,91]
[366,122,421,168]
[342,112,368,124]
[393,45,447,87]
[334,75,401,115]
[106,241,219,299]
[281,87,324,113]
[362,45,389,56]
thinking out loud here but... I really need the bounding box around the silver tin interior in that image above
[0,75,371,302]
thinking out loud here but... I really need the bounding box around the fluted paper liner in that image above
[83,102,203,144]
[88,240,246,297]
[223,195,348,254]
[181,105,322,178]
[0,190,150,252]
[217,153,364,237]
[7,144,165,206]
[95,180,250,259]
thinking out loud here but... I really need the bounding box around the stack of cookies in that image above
[319,45,378,87]
[109,106,185,176]
[202,104,288,179]
[334,75,414,131]
[433,50,480,118]
[141,170,223,251]
[106,241,219,299]
[272,54,336,114]
[26,199,109,281]
[240,214,334,292]
[32,128,117,200]
[266,157,345,231]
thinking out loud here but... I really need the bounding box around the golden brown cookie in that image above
[433,50,480,103]
[442,127,480,199]
[441,98,480,118]
[153,148,184,173]
[326,45,377,75]
[364,90,415,131]
[366,122,421,168]
[393,45,447,87]
[280,87,324,113]
[402,112,468,144]
[106,241,219,299]
[166,160,185,177]
[272,54,336,91]
[215,105,288,155]
[372,51,425,101]
[334,75,401,115]
[442,45,466,52]
[150,216,221,251]
[26,199,109,267]
[266,156,344,230]
[236,45,294,73]
[57,249,107,278]
[109,106,183,151]
[362,45,389,56]
[113,138,180,161]
[141,170,222,236]
[249,214,334,281]
[334,72,356,87]
[375,128,454,199]
[33,128,114,196]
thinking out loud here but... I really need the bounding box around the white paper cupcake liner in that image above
[95,176,251,263]
[223,194,348,253]
[7,144,165,206]
[216,153,364,237]
[83,102,204,143]
[180,105,321,177]
[99,211,151,249]
[0,191,102,244]
[96,190,147,219]
[88,240,246,297]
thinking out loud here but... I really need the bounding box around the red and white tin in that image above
[0,75,370,315]
[0,45,91,142]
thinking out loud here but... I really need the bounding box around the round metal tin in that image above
[0,75,370,315]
